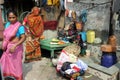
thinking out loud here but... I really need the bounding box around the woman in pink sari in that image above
[0,10,26,80]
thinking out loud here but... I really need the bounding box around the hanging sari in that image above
[0,22,23,80]
[24,7,44,62]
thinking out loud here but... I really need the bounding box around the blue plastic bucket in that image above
[101,52,117,68]
[79,31,86,42]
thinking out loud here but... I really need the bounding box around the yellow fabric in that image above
[47,0,59,6]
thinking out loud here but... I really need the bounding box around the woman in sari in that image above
[0,10,26,80]
[23,6,44,63]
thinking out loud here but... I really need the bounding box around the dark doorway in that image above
[3,0,35,21]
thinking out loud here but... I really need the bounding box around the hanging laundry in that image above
[79,9,88,23]
[47,0,52,5]
[60,0,65,10]
[71,11,76,20]
[47,0,59,6]
[53,0,59,6]
[41,0,47,7]
[67,0,73,2]
[64,0,67,9]
[65,9,69,17]
[75,22,83,31]
[68,10,73,17]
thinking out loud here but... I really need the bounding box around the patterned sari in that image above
[0,22,23,80]
[24,7,44,62]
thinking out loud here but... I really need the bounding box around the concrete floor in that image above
[1,42,102,80]
[23,57,102,80]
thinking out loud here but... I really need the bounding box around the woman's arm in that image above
[22,17,31,34]
[10,34,26,53]
[15,34,26,46]
[10,25,26,53]
[22,17,27,26]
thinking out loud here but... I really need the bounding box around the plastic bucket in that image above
[80,31,86,42]
[86,30,95,43]
[101,52,117,68]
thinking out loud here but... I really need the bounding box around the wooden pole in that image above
[109,0,114,36]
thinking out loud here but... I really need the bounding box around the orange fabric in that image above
[25,39,41,61]
[25,46,41,59]
[25,41,35,55]
[27,15,44,37]
[27,7,44,37]
[75,22,83,31]
[24,7,43,62]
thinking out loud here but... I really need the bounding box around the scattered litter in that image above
[77,76,83,80]
[84,74,92,78]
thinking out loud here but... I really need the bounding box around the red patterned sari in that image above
[24,7,44,62]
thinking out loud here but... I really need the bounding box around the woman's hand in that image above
[2,46,6,51]
[9,45,16,53]
[1,41,7,51]
[27,34,32,41]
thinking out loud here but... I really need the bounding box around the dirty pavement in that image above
[23,57,102,80]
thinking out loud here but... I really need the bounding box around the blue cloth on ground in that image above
[76,59,88,71]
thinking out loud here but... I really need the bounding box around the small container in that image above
[87,30,95,43]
